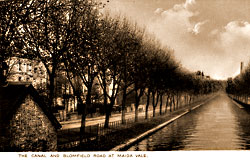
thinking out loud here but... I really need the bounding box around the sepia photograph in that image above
[1,0,250,159]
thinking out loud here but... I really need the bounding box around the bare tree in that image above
[113,18,139,124]
[97,14,122,128]
[63,0,103,144]
[18,0,72,107]
[0,0,41,85]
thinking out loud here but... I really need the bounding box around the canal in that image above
[127,93,250,150]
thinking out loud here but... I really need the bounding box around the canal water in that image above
[127,94,250,150]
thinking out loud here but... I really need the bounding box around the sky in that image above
[104,0,250,80]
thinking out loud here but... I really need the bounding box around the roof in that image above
[0,83,61,129]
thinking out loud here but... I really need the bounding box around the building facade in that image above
[6,57,119,121]
[7,57,47,88]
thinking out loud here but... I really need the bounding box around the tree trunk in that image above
[104,101,114,129]
[169,95,172,112]
[159,94,163,115]
[165,94,170,113]
[173,96,176,111]
[78,97,86,145]
[135,106,138,122]
[121,86,127,124]
[176,94,179,109]
[134,92,139,122]
[153,107,155,117]
[104,96,110,129]
[185,94,188,105]
[104,107,110,128]
[80,106,86,142]
[152,91,159,117]
[48,71,55,108]
[145,89,150,119]
[152,92,156,117]
[102,71,110,129]
[80,86,91,145]
[121,52,128,124]
[134,87,144,122]
[189,95,192,104]
[171,96,174,111]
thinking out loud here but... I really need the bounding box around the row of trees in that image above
[226,64,250,102]
[1,0,222,144]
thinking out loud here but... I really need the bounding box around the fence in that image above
[58,115,152,149]
[58,94,210,150]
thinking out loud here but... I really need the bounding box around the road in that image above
[61,107,160,130]
[128,93,250,150]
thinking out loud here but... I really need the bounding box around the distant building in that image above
[0,84,61,151]
[196,70,211,80]
[7,57,47,89]
[196,70,205,79]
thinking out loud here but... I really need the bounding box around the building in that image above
[240,62,244,74]
[5,57,77,121]
[5,57,118,121]
[7,57,47,88]
[0,83,61,151]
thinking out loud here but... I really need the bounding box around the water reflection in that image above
[231,103,250,149]
[128,94,250,151]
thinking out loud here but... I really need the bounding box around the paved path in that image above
[61,108,161,130]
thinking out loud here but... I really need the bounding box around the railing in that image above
[58,115,151,149]
[58,94,211,150]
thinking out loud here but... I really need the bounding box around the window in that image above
[19,63,22,71]
[34,68,37,73]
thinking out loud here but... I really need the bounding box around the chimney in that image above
[240,62,244,74]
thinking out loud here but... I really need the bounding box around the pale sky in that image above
[104,0,250,80]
